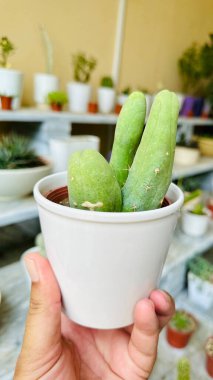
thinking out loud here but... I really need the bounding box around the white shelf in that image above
[0,197,37,227]
[172,156,213,179]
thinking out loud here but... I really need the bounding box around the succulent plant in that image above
[169,310,196,332]
[189,257,213,283]
[176,357,190,380]
[100,76,114,88]
[0,36,15,68]
[0,134,44,169]
[47,91,68,106]
[72,52,97,83]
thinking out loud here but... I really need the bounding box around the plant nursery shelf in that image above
[172,156,213,179]
[0,197,36,227]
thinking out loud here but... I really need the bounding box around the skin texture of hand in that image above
[14,253,175,380]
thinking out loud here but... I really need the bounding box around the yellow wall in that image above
[0,0,212,105]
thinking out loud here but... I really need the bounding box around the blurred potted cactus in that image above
[34,90,183,329]
[47,91,68,112]
[187,257,213,310]
[181,196,211,237]
[0,36,24,110]
[34,26,59,108]
[67,52,97,113]
[0,134,52,200]
[97,76,116,114]
[176,357,191,380]
[205,336,213,377]
[166,310,197,348]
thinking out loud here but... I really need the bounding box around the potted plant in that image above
[166,310,197,348]
[174,132,200,166]
[0,36,24,110]
[97,76,116,114]
[187,257,213,310]
[47,91,68,112]
[115,87,131,114]
[67,52,97,113]
[34,26,59,108]
[181,201,211,237]
[0,134,52,200]
[205,336,213,377]
[176,357,191,380]
[34,90,183,329]
[198,135,213,157]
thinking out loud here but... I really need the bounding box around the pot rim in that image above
[34,171,184,223]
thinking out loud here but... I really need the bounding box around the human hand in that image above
[14,253,175,380]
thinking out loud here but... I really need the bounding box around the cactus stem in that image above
[81,201,104,211]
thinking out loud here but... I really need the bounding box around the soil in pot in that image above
[0,95,13,110]
[205,337,213,377]
[166,310,197,348]
[50,103,63,112]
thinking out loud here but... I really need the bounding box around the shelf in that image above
[172,156,213,179]
[0,197,37,227]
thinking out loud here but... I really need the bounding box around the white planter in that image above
[0,68,24,109]
[67,82,91,113]
[188,272,213,310]
[0,159,52,201]
[34,73,59,106]
[34,175,183,329]
[181,209,210,237]
[117,94,129,106]
[49,135,100,172]
[98,87,116,114]
[174,146,200,166]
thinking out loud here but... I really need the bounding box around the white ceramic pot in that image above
[34,73,59,106]
[67,82,91,113]
[181,209,210,237]
[34,173,183,329]
[98,87,116,114]
[0,159,52,201]
[174,146,200,166]
[188,272,213,310]
[49,135,100,172]
[117,94,129,106]
[0,68,24,109]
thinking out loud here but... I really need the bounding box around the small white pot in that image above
[34,174,183,329]
[0,159,52,201]
[174,146,200,166]
[98,87,116,114]
[34,73,59,106]
[117,94,129,106]
[49,135,100,172]
[67,82,91,113]
[0,68,24,109]
[181,209,210,237]
[188,272,213,310]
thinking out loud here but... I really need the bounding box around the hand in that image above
[14,253,175,380]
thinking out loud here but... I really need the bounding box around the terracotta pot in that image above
[0,95,13,110]
[51,103,63,112]
[115,104,122,114]
[88,102,98,113]
[166,313,197,348]
[205,337,213,377]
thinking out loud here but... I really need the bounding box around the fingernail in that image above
[158,289,172,304]
[24,257,40,282]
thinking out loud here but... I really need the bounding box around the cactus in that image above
[100,76,114,88]
[110,91,146,188]
[122,90,179,211]
[177,358,190,380]
[68,150,122,212]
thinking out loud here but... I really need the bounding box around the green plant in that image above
[0,36,15,68]
[100,76,114,88]
[0,134,44,169]
[190,203,206,215]
[121,87,131,95]
[110,91,146,187]
[72,52,97,83]
[40,25,53,74]
[189,257,213,282]
[47,91,68,106]
[122,90,179,211]
[178,43,202,94]
[176,358,190,380]
[170,311,196,332]
[184,189,202,204]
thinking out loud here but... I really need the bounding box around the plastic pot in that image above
[50,103,63,112]
[0,95,13,110]
[98,87,116,114]
[67,82,91,113]
[188,272,213,310]
[166,312,197,348]
[205,337,213,377]
[88,102,98,113]
[34,173,183,329]
[181,209,210,237]
[0,68,24,109]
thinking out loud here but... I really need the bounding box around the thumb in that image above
[19,253,62,366]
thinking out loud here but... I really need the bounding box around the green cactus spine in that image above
[122,90,179,212]
[177,358,190,380]
[67,150,122,212]
[110,91,146,188]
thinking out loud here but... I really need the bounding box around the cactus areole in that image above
[66,90,179,213]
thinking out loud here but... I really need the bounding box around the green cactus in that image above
[67,150,122,212]
[177,358,190,380]
[122,90,179,212]
[110,91,146,188]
